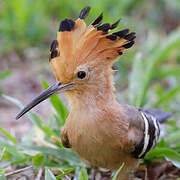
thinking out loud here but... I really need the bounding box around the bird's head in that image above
[16,7,136,119]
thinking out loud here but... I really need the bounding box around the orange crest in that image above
[49,7,135,83]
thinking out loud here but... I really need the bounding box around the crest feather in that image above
[79,6,91,19]
[50,7,136,65]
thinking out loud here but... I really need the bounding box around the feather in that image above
[59,19,75,32]
[124,32,136,41]
[79,7,91,19]
[123,41,135,49]
[106,34,117,40]
[50,40,58,52]
[97,23,111,32]
[50,6,136,77]
[110,19,120,30]
[50,50,59,59]
[113,29,129,38]
[91,13,103,26]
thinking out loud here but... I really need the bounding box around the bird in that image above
[16,7,172,179]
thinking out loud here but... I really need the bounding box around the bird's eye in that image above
[77,71,86,79]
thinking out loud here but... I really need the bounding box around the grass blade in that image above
[112,162,125,180]
[21,145,82,166]
[0,137,25,161]
[145,147,180,168]
[129,53,146,106]
[41,78,69,125]
[0,126,18,144]
[0,147,6,160]
[73,167,80,180]
[79,167,88,180]
[45,167,56,180]
[56,168,74,179]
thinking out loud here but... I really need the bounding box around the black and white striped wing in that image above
[132,110,160,159]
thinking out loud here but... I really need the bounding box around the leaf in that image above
[41,78,69,125]
[0,126,18,144]
[112,163,125,180]
[79,167,88,180]
[45,167,56,180]
[32,153,44,167]
[0,137,25,161]
[30,114,57,138]
[145,147,180,168]
[73,167,81,180]
[157,138,167,148]
[54,114,64,129]
[129,53,146,106]
[56,168,74,179]
[21,145,82,166]
[11,158,27,165]
[0,147,6,160]
[2,94,24,109]
[21,127,35,146]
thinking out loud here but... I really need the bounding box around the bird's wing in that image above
[121,104,161,159]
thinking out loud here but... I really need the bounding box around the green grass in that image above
[112,163,124,180]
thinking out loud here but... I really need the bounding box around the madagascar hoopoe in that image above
[16,7,172,179]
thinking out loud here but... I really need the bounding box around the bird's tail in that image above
[143,108,172,123]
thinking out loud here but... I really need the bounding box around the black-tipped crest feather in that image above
[50,50,58,59]
[113,29,129,38]
[124,32,136,41]
[79,7,91,19]
[59,19,75,32]
[91,13,103,26]
[50,40,58,52]
[97,23,111,32]
[123,41,135,49]
[106,34,117,40]
[110,19,120,30]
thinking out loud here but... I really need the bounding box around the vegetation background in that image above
[0,0,180,179]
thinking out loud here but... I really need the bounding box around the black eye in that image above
[77,71,86,79]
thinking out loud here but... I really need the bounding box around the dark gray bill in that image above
[16,81,72,120]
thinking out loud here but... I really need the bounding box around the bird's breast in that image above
[65,107,130,169]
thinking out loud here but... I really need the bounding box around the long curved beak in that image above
[16,81,73,120]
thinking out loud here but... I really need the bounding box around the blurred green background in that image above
[0,0,180,179]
